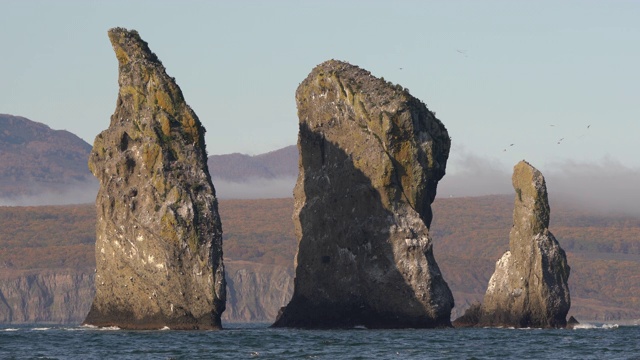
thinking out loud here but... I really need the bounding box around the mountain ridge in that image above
[0,114,298,203]
[207,145,298,181]
[0,114,95,200]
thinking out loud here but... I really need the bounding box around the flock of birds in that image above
[502,124,591,153]
[398,49,594,155]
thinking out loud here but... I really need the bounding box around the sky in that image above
[1,0,639,191]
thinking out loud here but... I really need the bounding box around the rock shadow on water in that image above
[272,123,453,329]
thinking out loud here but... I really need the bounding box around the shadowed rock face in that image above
[272,60,453,329]
[83,28,225,330]
[464,160,570,328]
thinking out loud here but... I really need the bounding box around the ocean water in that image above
[0,322,638,359]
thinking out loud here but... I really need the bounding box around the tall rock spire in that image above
[480,160,570,328]
[83,28,225,330]
[272,60,454,328]
[455,160,571,328]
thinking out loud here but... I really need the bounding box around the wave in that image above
[79,324,121,331]
[3,328,19,332]
[97,326,121,331]
[31,327,51,331]
[573,323,619,330]
[160,326,170,331]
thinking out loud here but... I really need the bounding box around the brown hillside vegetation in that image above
[0,205,95,272]
[219,198,296,266]
[0,196,638,321]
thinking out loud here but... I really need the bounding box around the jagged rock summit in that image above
[83,28,225,330]
[454,160,570,328]
[272,60,454,328]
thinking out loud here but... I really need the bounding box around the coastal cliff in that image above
[0,264,288,325]
[0,270,94,324]
[0,197,638,325]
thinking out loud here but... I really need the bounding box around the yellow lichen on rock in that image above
[84,27,225,330]
[155,89,175,115]
[156,113,171,139]
[273,59,452,329]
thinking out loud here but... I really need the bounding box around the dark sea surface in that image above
[1,322,638,359]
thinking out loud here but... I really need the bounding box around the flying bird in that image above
[455,49,468,58]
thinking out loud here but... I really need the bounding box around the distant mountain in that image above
[0,114,96,203]
[207,145,298,199]
[207,145,298,181]
[0,114,300,203]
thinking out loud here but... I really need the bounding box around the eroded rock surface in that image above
[456,160,570,328]
[83,28,225,330]
[272,60,454,328]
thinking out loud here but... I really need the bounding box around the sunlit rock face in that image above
[456,160,570,329]
[83,28,225,330]
[273,60,454,329]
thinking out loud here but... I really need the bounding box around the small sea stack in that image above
[272,60,454,329]
[83,28,225,330]
[454,160,570,328]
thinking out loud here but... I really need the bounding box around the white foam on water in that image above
[98,326,121,331]
[79,324,121,331]
[573,323,619,330]
[32,327,51,331]
[160,326,170,331]
[3,328,19,332]
[63,326,92,331]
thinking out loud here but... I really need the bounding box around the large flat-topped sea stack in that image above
[455,160,571,328]
[272,60,454,328]
[83,28,225,330]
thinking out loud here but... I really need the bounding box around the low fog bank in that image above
[440,153,640,216]
[438,153,512,197]
[0,179,99,206]
[2,158,638,217]
[213,176,297,199]
[546,160,640,216]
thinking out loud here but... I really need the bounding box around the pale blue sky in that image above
[1,0,639,174]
